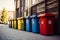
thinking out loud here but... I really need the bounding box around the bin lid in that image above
[17,17,22,20]
[22,17,25,19]
[26,16,32,19]
[27,16,31,19]
[31,15,37,18]
[38,13,55,17]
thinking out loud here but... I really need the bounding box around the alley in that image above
[0,24,59,40]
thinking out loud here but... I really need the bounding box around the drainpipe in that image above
[45,0,47,13]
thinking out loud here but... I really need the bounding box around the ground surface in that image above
[0,24,60,40]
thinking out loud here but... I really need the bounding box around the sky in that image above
[0,0,15,11]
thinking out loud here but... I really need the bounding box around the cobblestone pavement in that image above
[0,24,60,40]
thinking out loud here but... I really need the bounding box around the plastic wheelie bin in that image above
[54,15,60,35]
[12,19,14,28]
[17,18,22,30]
[9,20,12,28]
[26,16,32,32]
[39,13,55,35]
[31,15,39,33]
[22,17,26,31]
[16,19,18,29]
[13,19,16,29]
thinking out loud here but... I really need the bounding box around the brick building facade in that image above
[14,0,58,17]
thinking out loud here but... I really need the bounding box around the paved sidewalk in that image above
[0,24,60,40]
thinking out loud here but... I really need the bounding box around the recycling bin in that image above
[17,18,22,30]
[26,16,32,32]
[12,19,14,28]
[39,13,55,35]
[16,18,18,29]
[22,17,26,31]
[32,15,39,33]
[54,15,60,35]
[9,20,12,28]
[13,19,16,29]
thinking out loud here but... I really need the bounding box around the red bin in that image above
[39,13,55,35]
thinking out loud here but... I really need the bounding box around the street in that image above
[0,24,60,40]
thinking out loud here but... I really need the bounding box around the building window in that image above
[31,0,45,15]
[37,3,45,13]
[31,6,37,15]
[47,0,58,13]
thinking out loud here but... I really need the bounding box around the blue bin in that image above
[32,15,39,33]
[26,16,32,32]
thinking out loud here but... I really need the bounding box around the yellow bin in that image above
[17,18,22,30]
[13,19,16,29]
[12,20,14,28]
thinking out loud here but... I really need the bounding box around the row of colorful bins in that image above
[9,17,26,30]
[9,13,56,35]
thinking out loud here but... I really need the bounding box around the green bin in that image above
[12,19,14,28]
[16,19,18,29]
[22,17,26,31]
[9,20,12,28]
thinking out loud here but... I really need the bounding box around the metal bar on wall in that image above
[45,0,47,13]
[16,0,18,18]
[23,0,24,17]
